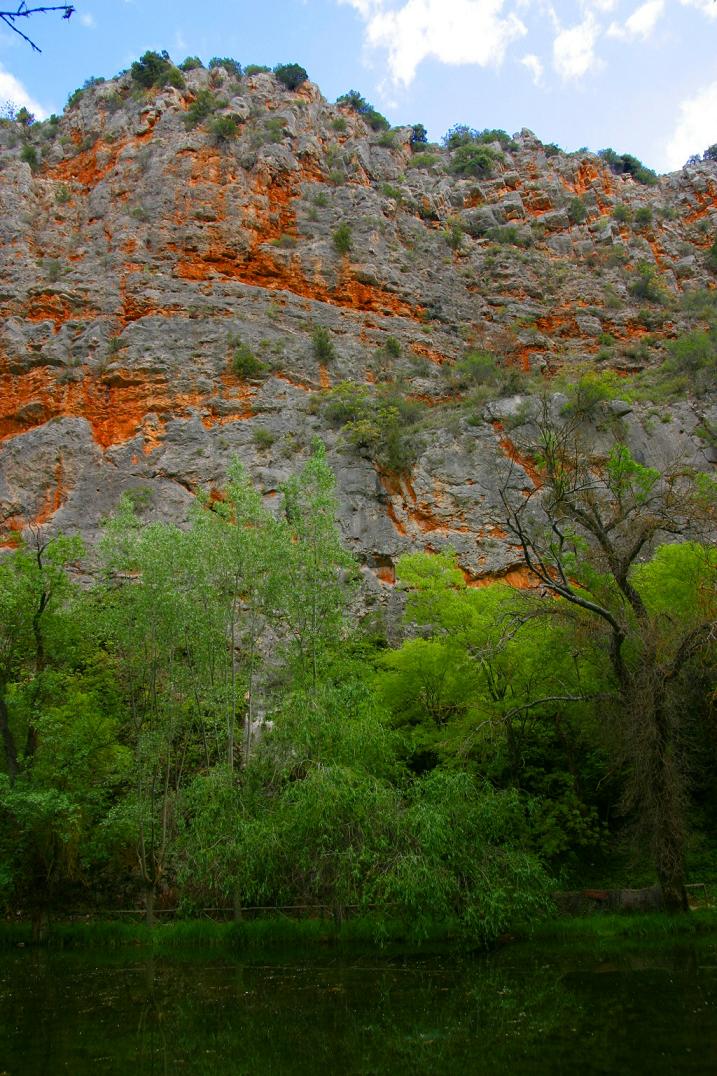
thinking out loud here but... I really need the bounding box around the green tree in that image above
[273,63,308,90]
[276,441,357,692]
[500,408,717,909]
[0,533,127,929]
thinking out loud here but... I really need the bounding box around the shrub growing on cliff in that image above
[567,197,588,224]
[706,238,717,273]
[208,57,242,78]
[599,147,657,186]
[312,325,336,363]
[210,115,240,143]
[336,90,389,132]
[333,223,352,255]
[131,51,185,91]
[231,341,266,379]
[443,125,516,151]
[20,143,38,171]
[449,144,499,178]
[184,89,223,128]
[612,203,632,223]
[274,63,308,91]
[410,123,428,146]
[179,56,204,71]
[629,261,665,303]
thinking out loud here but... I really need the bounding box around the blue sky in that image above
[1,0,715,172]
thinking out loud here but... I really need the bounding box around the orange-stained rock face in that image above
[0,363,255,449]
[0,65,713,582]
[462,563,538,589]
[492,422,543,489]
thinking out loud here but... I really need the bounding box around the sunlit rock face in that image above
[0,66,715,595]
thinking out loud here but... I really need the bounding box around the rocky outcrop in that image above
[0,64,715,593]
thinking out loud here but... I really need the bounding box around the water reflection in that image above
[1,942,715,1074]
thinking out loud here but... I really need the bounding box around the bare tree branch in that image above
[0,3,74,52]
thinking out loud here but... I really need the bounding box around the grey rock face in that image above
[0,66,714,592]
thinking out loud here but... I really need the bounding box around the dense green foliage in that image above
[273,63,309,90]
[208,57,242,78]
[599,147,658,186]
[0,437,714,939]
[449,143,500,177]
[130,51,185,91]
[336,90,390,132]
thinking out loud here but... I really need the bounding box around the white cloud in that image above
[520,52,544,84]
[665,79,717,169]
[79,13,96,28]
[552,13,601,79]
[340,0,527,86]
[0,66,48,118]
[607,0,663,39]
[678,0,717,18]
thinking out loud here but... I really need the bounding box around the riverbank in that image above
[3,907,717,953]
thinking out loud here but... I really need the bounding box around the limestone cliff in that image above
[0,63,715,599]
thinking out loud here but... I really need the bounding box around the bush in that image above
[629,261,665,303]
[451,351,500,388]
[231,341,266,378]
[599,147,657,186]
[449,143,499,178]
[244,64,270,76]
[131,50,185,91]
[561,370,623,416]
[444,218,464,251]
[65,75,105,110]
[340,389,425,473]
[210,115,239,142]
[384,336,401,358]
[634,206,653,226]
[335,90,389,132]
[312,326,336,363]
[20,144,38,170]
[184,89,223,128]
[567,197,587,224]
[208,57,242,78]
[612,203,632,223]
[443,125,515,150]
[486,224,523,245]
[263,117,286,143]
[252,426,276,450]
[332,223,352,255]
[410,123,428,146]
[274,63,308,91]
[408,152,437,170]
[707,238,717,273]
[179,56,204,72]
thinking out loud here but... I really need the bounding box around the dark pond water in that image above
[1,940,716,1074]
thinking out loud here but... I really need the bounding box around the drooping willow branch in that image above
[0,3,74,52]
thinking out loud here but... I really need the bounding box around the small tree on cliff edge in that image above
[498,401,717,911]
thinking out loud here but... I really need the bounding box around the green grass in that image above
[4,909,717,954]
[524,909,717,946]
[0,915,456,953]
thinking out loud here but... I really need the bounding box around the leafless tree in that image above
[0,3,74,52]
[498,399,716,911]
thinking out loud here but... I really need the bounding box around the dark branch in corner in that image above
[0,4,74,53]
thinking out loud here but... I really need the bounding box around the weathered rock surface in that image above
[0,65,715,595]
